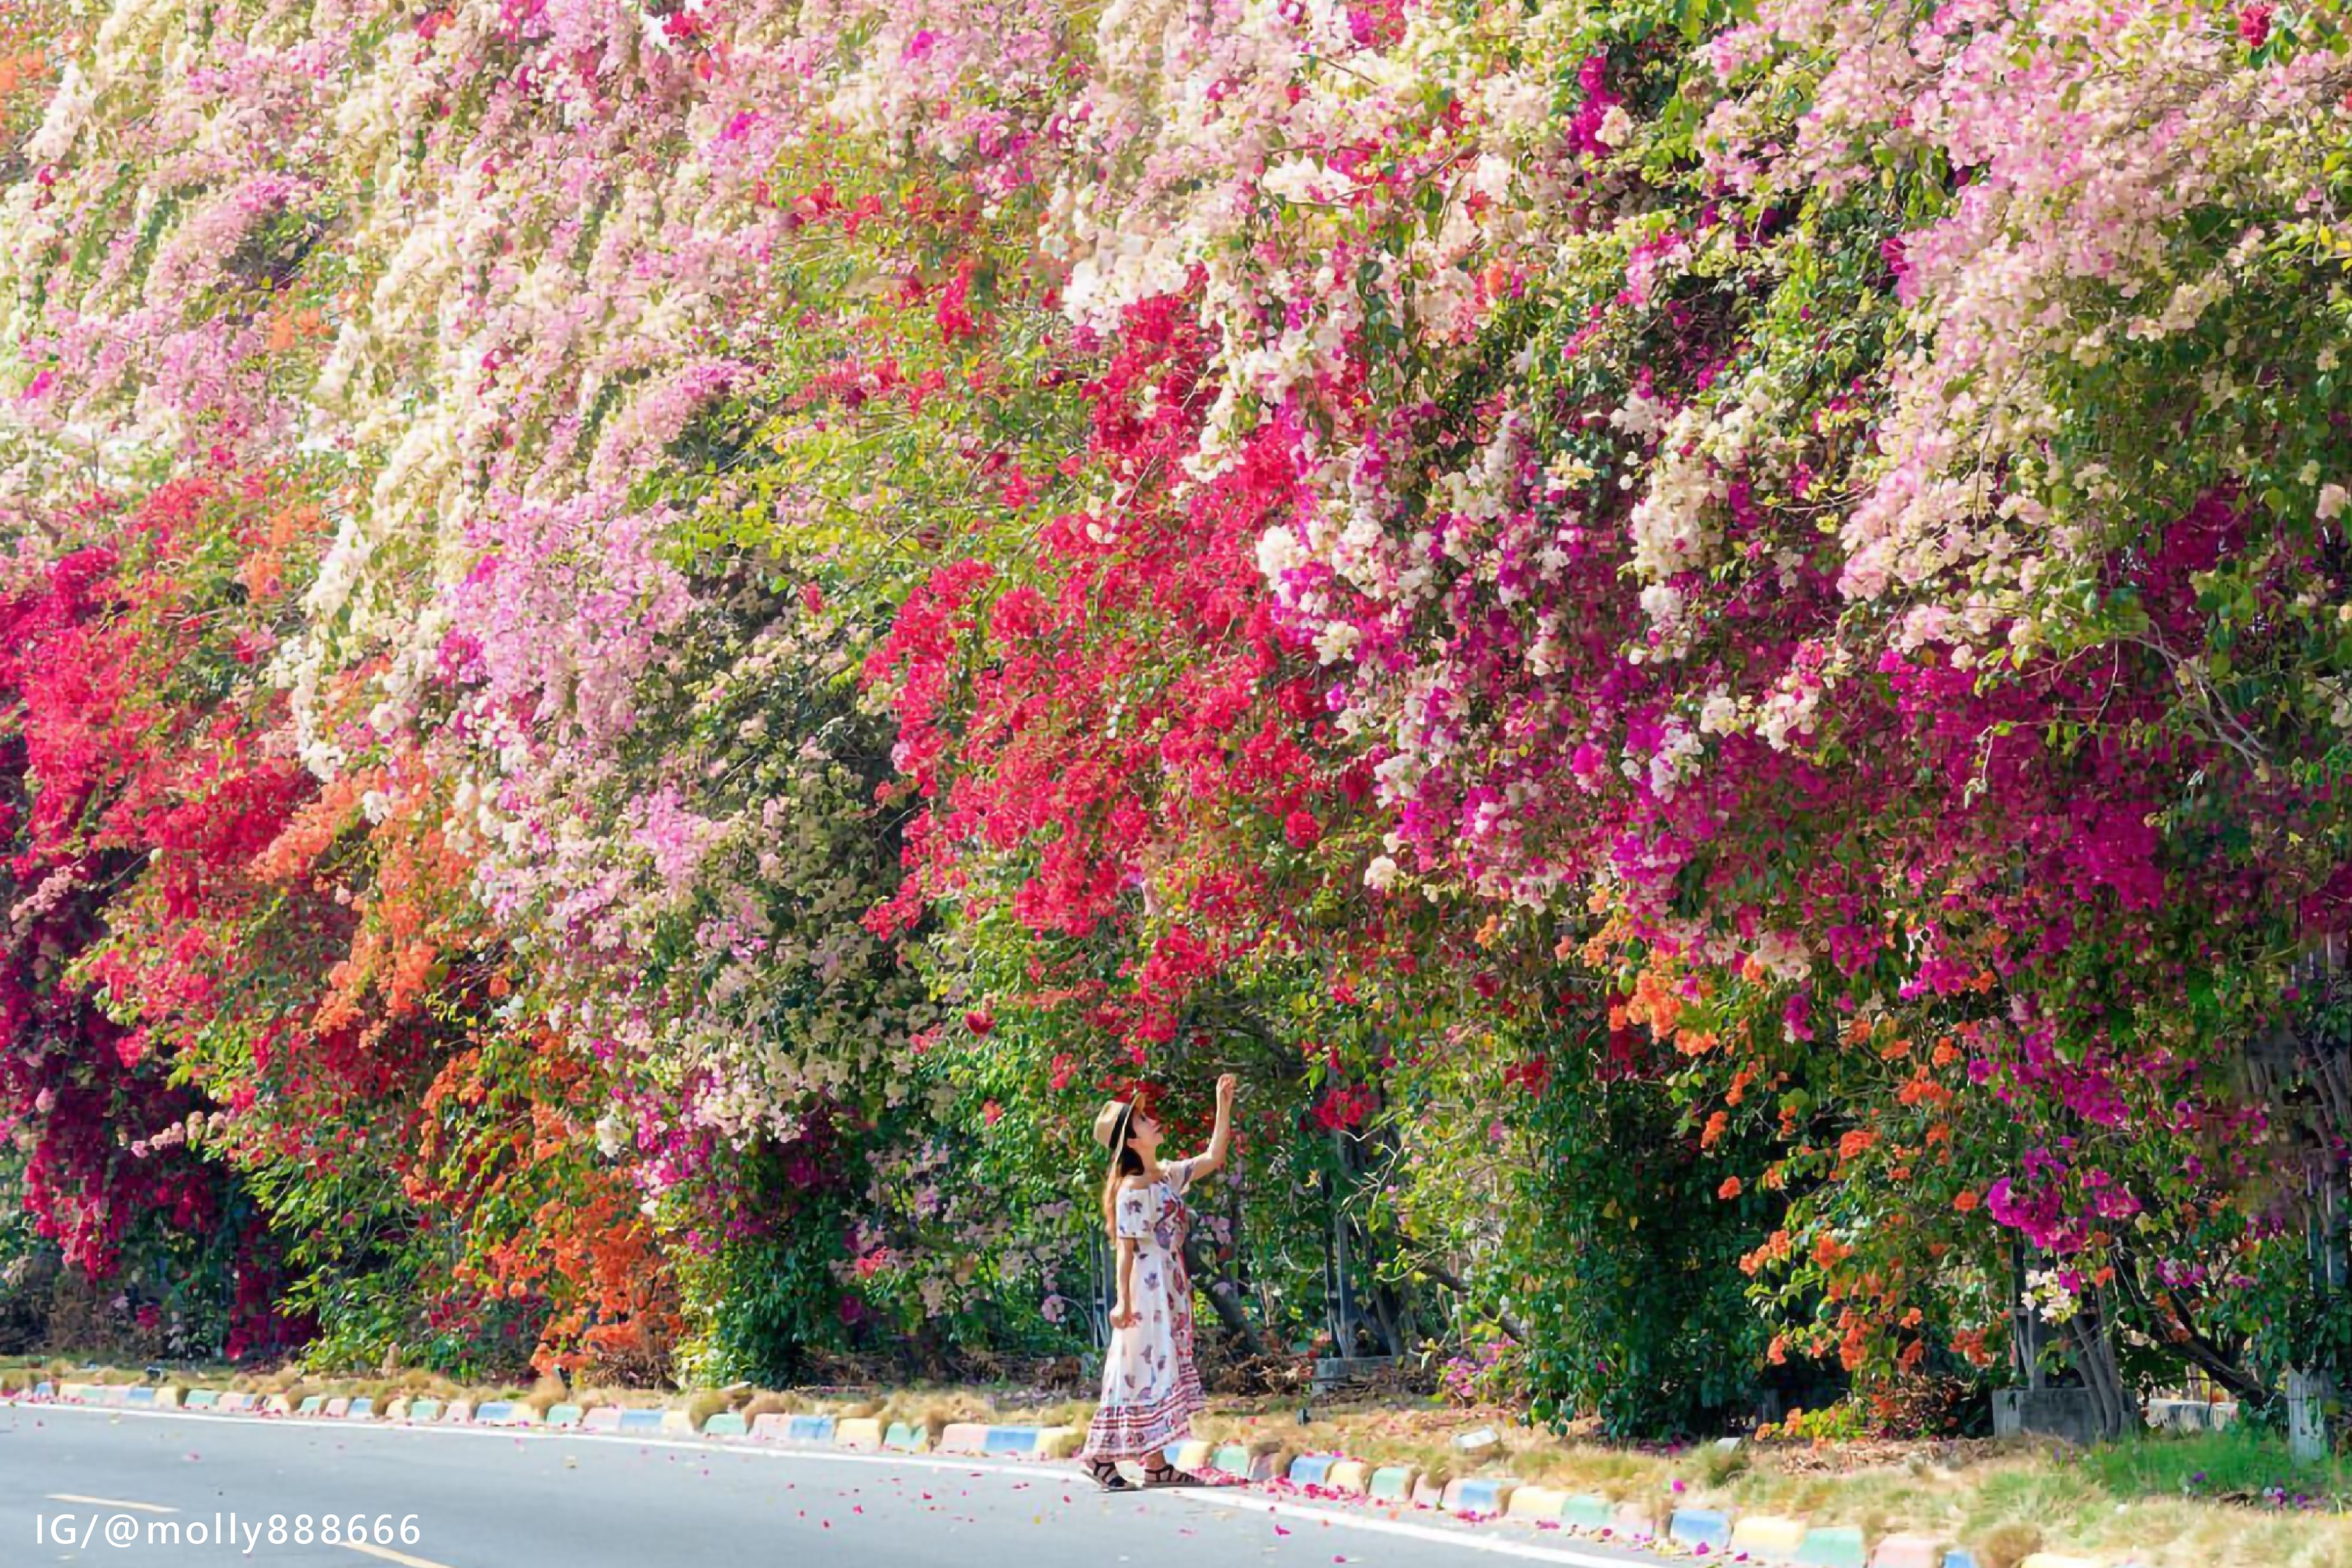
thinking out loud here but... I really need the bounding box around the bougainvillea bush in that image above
[1,0,2350,1435]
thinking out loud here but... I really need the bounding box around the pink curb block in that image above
[937,1422,990,1456]
[1409,1477,1446,1510]
[1610,1502,1656,1540]
[1868,1536,1946,1568]
[582,1407,623,1433]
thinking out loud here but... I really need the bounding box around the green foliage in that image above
[1511,1070,1780,1437]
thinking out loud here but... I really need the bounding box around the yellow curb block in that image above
[1034,1426,1083,1459]
[2020,1557,2106,1568]
[1730,1515,1808,1556]
[263,1395,295,1416]
[836,1417,883,1451]
[1171,1439,1214,1473]
[1505,1485,1566,1520]
[1324,1459,1369,1495]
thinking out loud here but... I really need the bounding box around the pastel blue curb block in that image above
[34,1382,53,1399]
[1559,1495,1612,1529]
[296,1395,326,1416]
[348,1397,373,1419]
[789,1415,835,1442]
[704,1412,747,1437]
[184,1389,218,1409]
[884,1420,926,1452]
[1368,1466,1415,1500]
[408,1399,443,1422]
[1212,1444,1253,1475]
[1943,1553,1982,1568]
[475,1401,515,1424]
[1287,1455,1338,1486]
[125,1386,157,1406]
[1669,1508,1733,1550]
[616,1408,667,1434]
[1795,1524,1867,1568]
[1451,1478,1512,1513]
[981,1426,1039,1455]
[544,1403,582,1427]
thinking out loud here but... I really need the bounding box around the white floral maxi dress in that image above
[1081,1156,1209,1462]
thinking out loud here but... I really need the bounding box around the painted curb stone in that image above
[1441,1477,1517,1515]
[981,1426,1041,1456]
[1796,1524,1867,1568]
[1559,1495,1613,1532]
[1287,1455,1338,1487]
[1669,1508,1735,1551]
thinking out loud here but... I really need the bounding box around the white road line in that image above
[1169,1492,1659,1568]
[336,1540,457,1568]
[12,1400,1664,1565]
[47,1492,178,1513]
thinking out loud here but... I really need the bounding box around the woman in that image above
[1078,1071,1238,1490]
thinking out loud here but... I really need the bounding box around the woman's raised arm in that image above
[1187,1074,1240,1177]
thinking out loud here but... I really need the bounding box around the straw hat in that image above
[1091,1099,1133,1151]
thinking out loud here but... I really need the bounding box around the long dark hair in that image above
[1099,1103,1141,1239]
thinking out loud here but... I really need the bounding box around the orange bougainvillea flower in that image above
[1953,1187,1980,1213]
[1718,1175,1744,1199]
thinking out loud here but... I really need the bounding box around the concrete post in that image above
[2289,1369,2334,1463]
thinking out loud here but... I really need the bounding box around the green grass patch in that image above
[2081,1428,2352,1506]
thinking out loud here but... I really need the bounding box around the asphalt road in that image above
[2,1401,1681,1568]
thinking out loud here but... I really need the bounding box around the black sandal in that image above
[1141,1459,1197,1488]
[1088,1458,1134,1492]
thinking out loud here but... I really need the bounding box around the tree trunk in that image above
[1184,1237,1269,1357]
[2067,1310,2134,1440]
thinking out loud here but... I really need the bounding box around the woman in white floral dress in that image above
[1080,1073,1238,1490]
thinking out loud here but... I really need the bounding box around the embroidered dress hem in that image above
[1078,1373,1207,1461]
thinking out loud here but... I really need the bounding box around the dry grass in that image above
[741,1391,803,1423]
[522,1375,569,1416]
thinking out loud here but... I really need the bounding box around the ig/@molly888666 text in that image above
[34,1511,425,1553]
